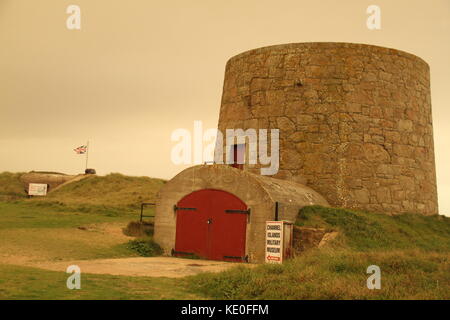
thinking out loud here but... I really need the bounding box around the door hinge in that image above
[223,255,249,262]
[174,205,197,212]
[225,208,251,214]
[171,249,195,256]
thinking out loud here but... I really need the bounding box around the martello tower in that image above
[216,42,438,215]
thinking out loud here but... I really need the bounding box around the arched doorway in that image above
[174,189,248,262]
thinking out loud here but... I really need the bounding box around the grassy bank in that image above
[0,200,173,300]
[42,173,165,209]
[0,201,132,229]
[189,206,450,300]
[0,172,26,200]
[189,248,449,299]
[1,171,448,299]
[296,206,450,252]
[0,264,197,300]
[0,201,141,262]
[0,172,166,212]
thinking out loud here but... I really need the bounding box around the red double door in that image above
[174,189,248,262]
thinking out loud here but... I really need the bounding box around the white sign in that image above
[265,221,283,263]
[28,183,48,196]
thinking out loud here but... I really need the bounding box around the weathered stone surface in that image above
[398,119,413,132]
[363,143,391,163]
[292,226,339,254]
[318,231,339,247]
[353,189,370,204]
[217,42,438,215]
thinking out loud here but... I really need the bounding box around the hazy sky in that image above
[0,0,449,214]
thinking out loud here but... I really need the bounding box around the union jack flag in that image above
[74,145,87,154]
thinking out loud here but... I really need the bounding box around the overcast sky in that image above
[0,0,449,215]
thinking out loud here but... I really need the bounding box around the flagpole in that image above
[85,140,89,171]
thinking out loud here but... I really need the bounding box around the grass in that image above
[0,201,143,262]
[122,221,162,257]
[0,172,190,300]
[0,264,198,300]
[189,248,449,299]
[0,199,190,300]
[0,171,165,211]
[188,206,450,300]
[296,206,450,252]
[123,220,154,237]
[0,172,27,200]
[0,201,448,300]
[0,201,132,229]
[40,173,165,209]
[126,238,163,257]
[1,170,449,300]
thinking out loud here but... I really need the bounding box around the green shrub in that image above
[126,238,162,257]
[123,221,154,237]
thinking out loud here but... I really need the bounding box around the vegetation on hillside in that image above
[40,173,165,209]
[0,172,166,212]
[0,201,138,261]
[296,206,450,252]
[1,172,448,299]
[0,172,27,200]
[0,200,171,299]
[0,171,165,263]
[189,206,450,300]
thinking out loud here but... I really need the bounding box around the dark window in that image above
[231,144,245,170]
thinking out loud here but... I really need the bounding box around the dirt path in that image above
[28,257,246,278]
[0,221,133,265]
[0,218,251,278]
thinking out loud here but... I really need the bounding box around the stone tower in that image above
[216,42,438,215]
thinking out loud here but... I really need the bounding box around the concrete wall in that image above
[217,42,438,215]
[20,172,79,192]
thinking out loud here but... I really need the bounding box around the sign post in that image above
[265,221,283,263]
[265,221,293,264]
[85,140,89,171]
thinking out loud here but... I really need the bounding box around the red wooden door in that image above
[174,189,247,262]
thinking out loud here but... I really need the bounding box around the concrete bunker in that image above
[154,165,328,263]
[20,171,94,195]
[20,171,78,193]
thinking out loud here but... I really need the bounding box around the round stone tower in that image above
[216,42,438,215]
